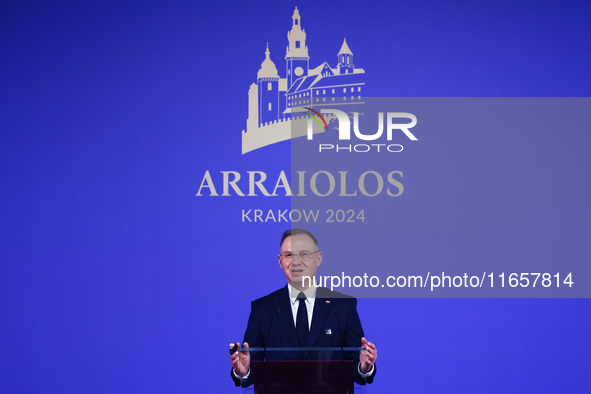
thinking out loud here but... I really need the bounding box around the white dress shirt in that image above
[287,283,316,329]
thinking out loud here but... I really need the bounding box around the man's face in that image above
[278,234,322,290]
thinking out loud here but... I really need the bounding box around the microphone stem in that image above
[334,310,349,394]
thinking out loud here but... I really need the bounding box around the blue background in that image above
[1,0,590,392]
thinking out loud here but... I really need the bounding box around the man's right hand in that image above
[230,342,250,377]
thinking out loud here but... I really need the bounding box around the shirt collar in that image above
[287,283,317,305]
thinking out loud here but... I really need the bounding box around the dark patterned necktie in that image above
[296,292,309,346]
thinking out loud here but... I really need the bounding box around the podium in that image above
[238,347,367,394]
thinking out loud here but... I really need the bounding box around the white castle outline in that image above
[242,7,366,154]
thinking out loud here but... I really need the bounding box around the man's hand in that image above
[359,337,377,374]
[230,342,250,377]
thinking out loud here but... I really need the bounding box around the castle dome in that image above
[338,38,353,55]
[257,44,279,79]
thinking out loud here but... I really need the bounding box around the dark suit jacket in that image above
[232,286,376,387]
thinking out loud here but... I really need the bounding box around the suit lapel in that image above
[273,286,299,349]
[307,288,333,347]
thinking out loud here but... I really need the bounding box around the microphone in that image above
[333,309,350,394]
[264,307,280,360]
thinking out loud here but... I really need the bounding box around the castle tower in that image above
[257,44,280,127]
[337,38,354,74]
[285,7,309,88]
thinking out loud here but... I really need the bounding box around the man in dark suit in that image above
[230,229,377,387]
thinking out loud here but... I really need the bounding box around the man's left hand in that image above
[359,337,377,374]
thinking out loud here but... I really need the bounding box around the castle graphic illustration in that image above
[242,7,366,154]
